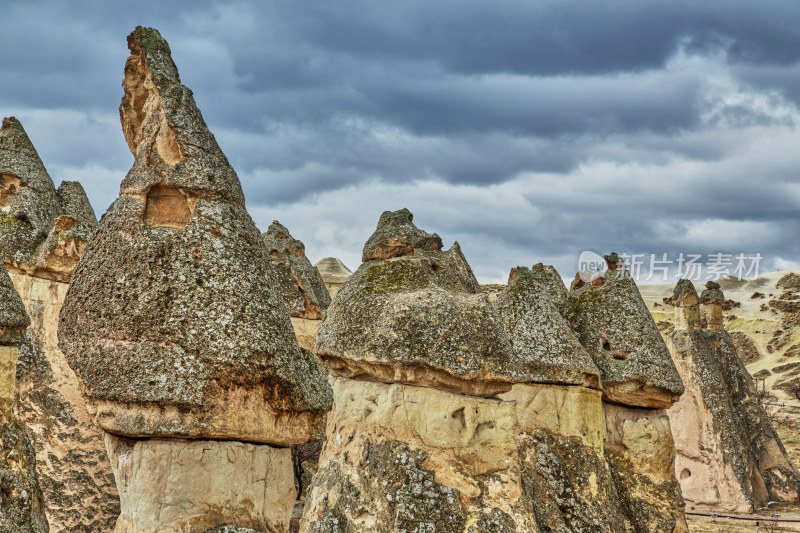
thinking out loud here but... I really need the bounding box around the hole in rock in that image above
[680,468,691,480]
[0,174,22,208]
[602,340,612,351]
[143,185,192,228]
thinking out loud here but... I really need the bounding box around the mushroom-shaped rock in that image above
[667,280,800,511]
[316,209,560,397]
[262,221,330,320]
[361,207,443,262]
[0,262,49,533]
[58,27,332,444]
[565,253,684,408]
[672,279,701,331]
[314,257,352,297]
[0,117,61,266]
[700,281,725,330]
[305,209,537,531]
[495,266,601,389]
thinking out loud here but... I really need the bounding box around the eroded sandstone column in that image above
[0,262,48,532]
[566,253,688,532]
[0,116,117,532]
[667,279,800,512]
[496,266,637,531]
[304,208,540,532]
[263,221,331,350]
[58,27,332,533]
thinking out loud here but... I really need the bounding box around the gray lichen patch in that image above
[58,27,332,442]
[496,266,601,389]
[565,257,684,408]
[262,221,330,319]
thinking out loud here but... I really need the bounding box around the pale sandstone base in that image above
[0,345,17,418]
[10,272,120,531]
[290,317,321,352]
[302,377,536,532]
[500,382,604,449]
[105,434,295,533]
[604,403,689,533]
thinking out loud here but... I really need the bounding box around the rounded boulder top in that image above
[316,208,580,397]
[57,27,332,445]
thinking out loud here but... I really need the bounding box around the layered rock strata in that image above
[0,262,49,532]
[263,221,330,350]
[58,26,332,532]
[565,255,688,532]
[314,257,352,298]
[304,210,539,532]
[667,280,800,512]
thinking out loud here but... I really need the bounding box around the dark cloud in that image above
[1,0,799,282]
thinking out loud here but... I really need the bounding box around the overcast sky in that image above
[2,1,799,283]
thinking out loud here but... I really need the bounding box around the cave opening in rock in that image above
[0,174,22,208]
[143,185,192,228]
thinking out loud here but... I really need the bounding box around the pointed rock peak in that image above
[496,266,601,389]
[264,220,304,256]
[701,281,725,303]
[56,181,97,229]
[59,28,332,445]
[262,221,331,319]
[0,116,61,265]
[0,262,29,345]
[119,27,244,205]
[314,257,353,283]
[529,262,569,306]
[672,279,699,306]
[362,208,443,262]
[566,254,684,408]
[604,252,623,271]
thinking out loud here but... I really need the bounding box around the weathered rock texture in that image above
[58,26,332,444]
[0,263,49,533]
[263,221,330,320]
[305,210,540,532]
[666,280,800,512]
[603,404,688,532]
[316,209,592,397]
[12,273,119,532]
[565,254,684,409]
[313,257,352,298]
[263,221,330,350]
[105,434,295,533]
[496,266,601,390]
[0,117,98,283]
[302,377,537,532]
[57,26,333,533]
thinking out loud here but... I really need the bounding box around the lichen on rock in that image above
[262,220,330,320]
[565,254,684,408]
[58,26,332,444]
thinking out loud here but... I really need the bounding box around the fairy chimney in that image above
[565,253,685,408]
[0,262,48,532]
[667,279,800,512]
[0,117,62,270]
[58,27,332,532]
[700,280,725,330]
[262,221,330,350]
[313,256,352,297]
[673,279,701,330]
[304,208,537,531]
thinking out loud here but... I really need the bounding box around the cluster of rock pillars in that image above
[0,26,798,533]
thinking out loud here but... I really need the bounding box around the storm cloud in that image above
[1,0,798,282]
